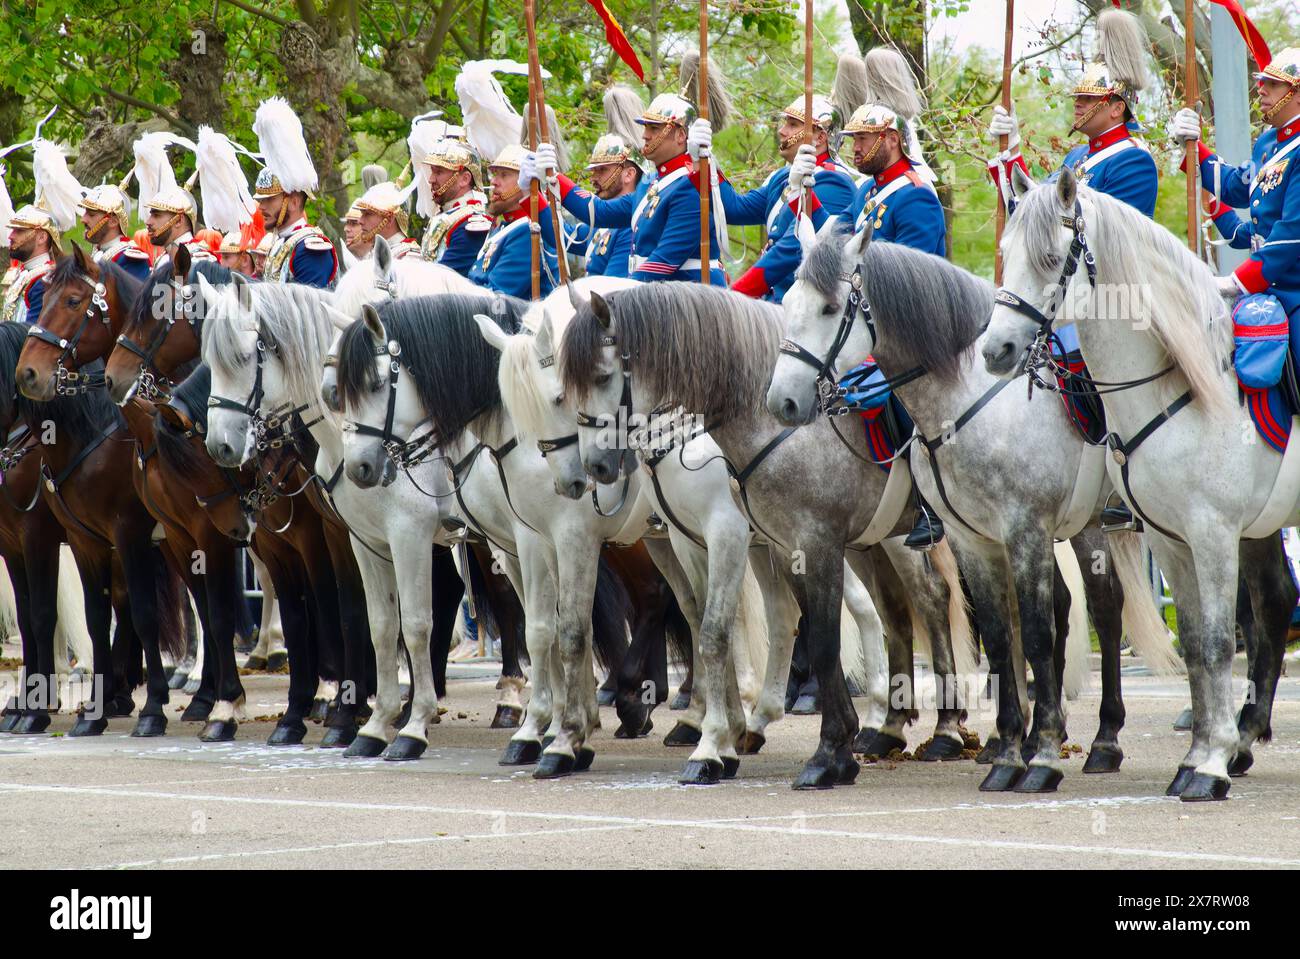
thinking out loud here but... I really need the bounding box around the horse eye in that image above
[821,303,837,316]
[594,372,612,387]
[552,393,564,407]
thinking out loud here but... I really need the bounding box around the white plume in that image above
[408,115,450,218]
[253,96,319,194]
[33,140,84,232]
[0,165,14,228]
[831,53,870,123]
[456,60,550,164]
[519,103,570,170]
[864,46,924,121]
[603,85,645,148]
[1097,8,1151,93]
[195,126,255,233]
[132,131,195,212]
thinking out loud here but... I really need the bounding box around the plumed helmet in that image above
[5,203,63,254]
[78,184,131,237]
[637,93,696,128]
[354,180,412,234]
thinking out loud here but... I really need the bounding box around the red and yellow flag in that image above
[586,0,646,82]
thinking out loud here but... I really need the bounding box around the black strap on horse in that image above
[345,336,436,469]
[24,272,111,396]
[487,436,547,537]
[40,422,122,546]
[0,426,42,513]
[643,446,707,550]
[1102,391,1193,542]
[725,427,798,551]
[451,443,519,559]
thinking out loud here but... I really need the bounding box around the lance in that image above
[995,0,1014,284]
[525,0,542,299]
[800,0,813,221]
[1183,0,1200,253]
[698,0,711,285]
[528,17,570,288]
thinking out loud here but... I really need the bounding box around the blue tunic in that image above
[468,204,559,299]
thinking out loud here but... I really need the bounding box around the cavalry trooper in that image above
[251,97,339,288]
[352,181,421,260]
[217,231,261,278]
[468,144,559,298]
[528,92,725,284]
[564,132,646,278]
[688,95,855,301]
[1172,48,1300,319]
[342,200,367,261]
[78,184,151,282]
[1,204,59,325]
[419,139,491,274]
[143,184,215,270]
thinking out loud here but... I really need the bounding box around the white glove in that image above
[1216,273,1243,301]
[687,118,712,161]
[518,150,540,189]
[534,142,559,178]
[988,105,1020,152]
[1169,107,1202,144]
[784,144,818,200]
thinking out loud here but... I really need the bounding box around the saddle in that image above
[1053,349,1107,446]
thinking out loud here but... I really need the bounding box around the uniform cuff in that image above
[558,174,576,199]
[1233,258,1268,294]
[788,191,821,215]
[730,266,769,298]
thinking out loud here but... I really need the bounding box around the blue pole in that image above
[1210,4,1251,274]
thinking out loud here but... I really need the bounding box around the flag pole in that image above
[995,0,1014,284]
[697,0,711,286]
[525,0,542,299]
[800,0,813,219]
[530,27,570,287]
[1184,0,1201,253]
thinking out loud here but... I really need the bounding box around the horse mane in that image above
[803,228,993,381]
[0,321,120,445]
[202,280,337,420]
[560,283,783,422]
[154,364,216,487]
[335,293,527,445]
[1011,182,1233,416]
[331,256,479,317]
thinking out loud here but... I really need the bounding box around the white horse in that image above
[983,168,1297,801]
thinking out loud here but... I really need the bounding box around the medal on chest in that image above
[595,230,611,256]
[1258,159,1289,195]
[643,184,662,220]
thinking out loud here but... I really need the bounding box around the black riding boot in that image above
[904,501,945,551]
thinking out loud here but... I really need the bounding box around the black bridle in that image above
[25,272,110,396]
[115,279,198,403]
[345,335,438,471]
[570,333,634,518]
[206,327,322,455]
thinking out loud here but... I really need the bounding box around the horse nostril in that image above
[781,397,798,421]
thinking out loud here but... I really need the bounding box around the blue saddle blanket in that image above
[1233,294,1296,453]
[840,361,905,474]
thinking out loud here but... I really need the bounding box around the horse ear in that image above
[173,242,192,281]
[590,291,612,330]
[70,242,90,274]
[1055,167,1078,209]
[157,401,193,434]
[361,303,385,343]
[845,221,872,261]
[373,234,393,278]
[472,312,511,353]
[195,272,217,309]
[567,282,588,311]
[323,304,353,332]
[534,308,554,358]
[1010,164,1036,199]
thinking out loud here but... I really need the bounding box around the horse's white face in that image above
[983,170,1090,377]
[573,329,627,488]
[769,257,876,426]
[320,326,347,412]
[199,277,292,468]
[337,315,424,490]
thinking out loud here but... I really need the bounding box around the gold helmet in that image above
[843,103,923,167]
[488,144,529,173]
[147,184,199,229]
[251,168,286,201]
[354,181,410,235]
[5,203,62,255]
[587,133,643,169]
[637,93,695,128]
[780,95,839,134]
[78,184,131,238]
[343,200,363,223]
[1069,8,1150,126]
[1257,47,1300,87]
[218,230,251,256]
[425,139,483,189]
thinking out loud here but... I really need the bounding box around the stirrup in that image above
[1100,504,1141,534]
[904,510,945,552]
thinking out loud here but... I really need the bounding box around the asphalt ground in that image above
[2,649,1298,870]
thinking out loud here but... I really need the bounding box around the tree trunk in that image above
[165,18,230,132]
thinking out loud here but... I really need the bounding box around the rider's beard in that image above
[9,237,35,261]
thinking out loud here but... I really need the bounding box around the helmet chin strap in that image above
[1263,86,1296,123]
[591,164,621,195]
[492,184,522,209]
[433,173,462,202]
[84,215,110,244]
[1070,95,1112,134]
[643,122,676,161]
[855,133,884,173]
[272,196,291,231]
[149,212,182,245]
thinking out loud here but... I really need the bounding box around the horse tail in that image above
[591,553,631,674]
[1054,540,1093,700]
[153,547,187,662]
[1109,530,1184,676]
[664,588,691,669]
[839,561,883,693]
[839,598,865,691]
[930,538,978,681]
[0,557,16,641]
[731,560,767,712]
[56,545,94,671]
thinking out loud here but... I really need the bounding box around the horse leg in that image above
[1073,534,1126,773]
[322,529,373,747]
[642,538,706,748]
[258,539,314,745]
[501,537,555,766]
[470,546,527,728]
[8,558,52,734]
[197,546,246,742]
[342,551,400,758]
[432,545,464,701]
[68,544,113,737]
[1009,531,1067,793]
[1020,559,1071,760]
[843,557,889,741]
[385,532,438,761]
[853,547,914,757]
[740,545,798,754]
[117,541,172,737]
[1230,534,1295,776]
[536,543,602,778]
[785,623,812,713]
[179,574,217,722]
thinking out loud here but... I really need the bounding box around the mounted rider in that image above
[352,180,421,261]
[78,183,151,282]
[1,204,59,325]
[468,143,559,298]
[418,138,492,273]
[251,97,338,289]
[1171,48,1300,320]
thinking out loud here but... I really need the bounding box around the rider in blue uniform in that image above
[686,95,854,302]
[562,133,646,279]
[469,144,559,299]
[78,185,152,283]
[419,139,492,275]
[1,205,58,325]
[527,92,724,285]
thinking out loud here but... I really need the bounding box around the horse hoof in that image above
[533,751,575,780]
[0,711,20,733]
[919,735,965,761]
[244,655,268,671]
[979,764,1025,792]
[615,718,653,739]
[319,724,357,749]
[70,715,108,737]
[1014,765,1063,793]
[383,735,427,762]
[1165,766,1196,796]
[1180,772,1230,802]
[199,719,237,742]
[11,713,51,735]
[1083,743,1124,774]
[265,651,288,672]
[180,699,213,723]
[308,699,330,723]
[500,739,542,766]
[106,696,136,719]
[167,670,190,690]
[975,737,1000,765]
[857,731,906,758]
[574,746,595,773]
[490,704,523,729]
[342,734,387,758]
[1172,707,1193,731]
[850,727,878,753]
[267,723,306,746]
[792,763,837,790]
[737,731,765,755]
[790,694,819,715]
[131,714,167,738]
[679,758,723,785]
[669,690,691,711]
[837,756,861,785]
[1227,750,1253,777]
[596,688,616,707]
[663,722,702,747]
[183,677,202,696]
[722,756,740,779]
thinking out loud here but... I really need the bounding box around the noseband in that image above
[25,272,110,395]
[561,331,634,517]
[778,266,875,415]
[116,279,199,402]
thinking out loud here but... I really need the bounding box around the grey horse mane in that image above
[561,284,782,422]
[801,228,993,382]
